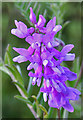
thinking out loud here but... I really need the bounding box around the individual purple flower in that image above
[11,20,35,38]
[28,64,43,86]
[46,16,62,34]
[13,46,34,63]
[29,7,46,30]
[25,33,42,49]
[42,32,59,48]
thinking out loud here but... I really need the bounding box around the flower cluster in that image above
[11,7,81,112]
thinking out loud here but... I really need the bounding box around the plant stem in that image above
[74,61,83,88]
[57,108,60,120]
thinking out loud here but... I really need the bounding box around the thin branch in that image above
[57,109,60,120]
[74,61,83,88]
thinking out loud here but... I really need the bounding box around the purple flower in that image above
[29,7,46,30]
[12,7,81,113]
[11,20,35,38]
[13,46,34,63]
[40,79,81,112]
[46,16,62,34]
[25,33,42,49]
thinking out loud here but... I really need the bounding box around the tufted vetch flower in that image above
[11,7,81,113]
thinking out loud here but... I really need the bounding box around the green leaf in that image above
[39,104,48,118]
[0,64,10,75]
[14,82,28,98]
[5,65,17,79]
[12,65,24,85]
[4,44,14,67]
[14,95,32,106]
[27,77,33,97]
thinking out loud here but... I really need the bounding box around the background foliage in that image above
[2,2,82,118]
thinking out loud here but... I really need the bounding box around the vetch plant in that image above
[1,4,82,119]
[11,7,80,115]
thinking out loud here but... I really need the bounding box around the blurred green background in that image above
[2,2,81,118]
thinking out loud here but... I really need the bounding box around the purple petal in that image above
[60,44,74,56]
[36,15,46,28]
[13,47,29,57]
[11,29,27,38]
[25,35,33,45]
[14,20,19,28]
[39,27,46,33]
[18,21,27,34]
[40,87,52,92]
[33,33,42,43]
[29,7,36,24]
[28,72,36,77]
[48,90,62,108]
[62,67,77,81]
[27,27,35,34]
[49,48,61,59]
[13,55,28,63]
[53,17,56,26]
[46,19,54,33]
[55,57,64,66]
[68,87,81,95]
[52,80,61,92]
[53,25,62,33]
[63,53,75,61]
[37,78,41,87]
[63,101,74,112]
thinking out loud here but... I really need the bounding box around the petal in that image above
[29,7,36,24]
[37,78,41,87]
[13,55,28,63]
[63,101,74,112]
[36,15,46,28]
[32,77,37,85]
[49,48,61,59]
[53,17,56,26]
[53,25,62,33]
[40,86,52,92]
[63,53,75,61]
[18,21,27,34]
[13,47,29,57]
[33,33,42,43]
[43,93,47,102]
[51,41,59,47]
[60,44,74,56]
[46,19,54,33]
[11,29,26,38]
[27,27,35,34]
[27,63,34,70]
[39,27,46,33]
[62,67,77,81]
[52,79,61,92]
[25,35,33,45]
[68,87,81,95]
[14,20,19,28]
